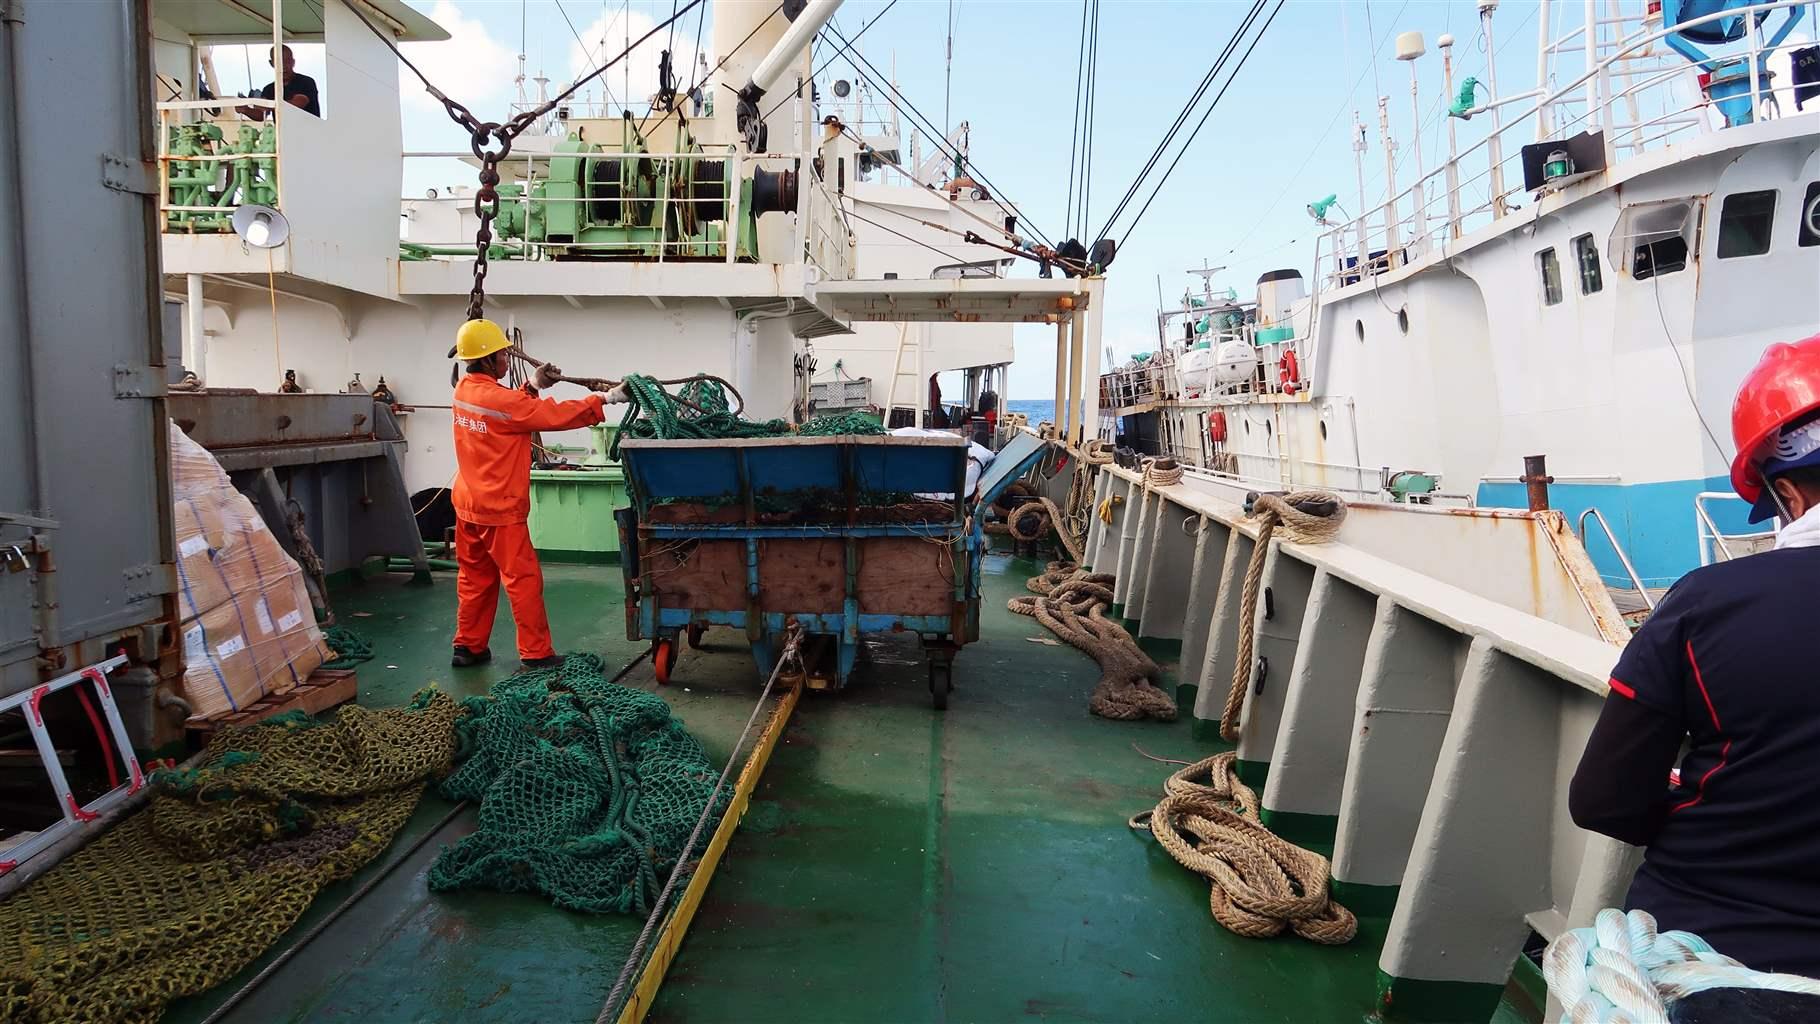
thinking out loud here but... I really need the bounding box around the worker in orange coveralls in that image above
[447,318,626,669]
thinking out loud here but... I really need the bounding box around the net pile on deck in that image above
[1009,561,1177,722]
[322,624,375,665]
[0,691,458,1024]
[428,653,725,914]
[610,374,882,460]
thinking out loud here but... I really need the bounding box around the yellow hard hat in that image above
[452,318,510,361]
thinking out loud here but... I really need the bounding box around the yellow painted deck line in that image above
[615,681,802,1024]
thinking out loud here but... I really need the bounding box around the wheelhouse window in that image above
[1716,190,1777,259]
[1572,234,1602,294]
[1800,181,1819,248]
[1538,247,1563,306]
[1609,198,1698,281]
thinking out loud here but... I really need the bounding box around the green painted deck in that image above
[162,550,1530,1024]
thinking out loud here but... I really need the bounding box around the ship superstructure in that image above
[1103,0,1818,588]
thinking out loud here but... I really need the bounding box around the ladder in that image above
[881,323,924,428]
[0,655,144,877]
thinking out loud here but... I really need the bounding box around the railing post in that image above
[1440,34,1463,239]
[1376,95,1401,267]
[726,148,740,264]
[1481,0,1510,218]
[1520,454,1554,511]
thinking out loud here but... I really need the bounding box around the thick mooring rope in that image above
[1544,908,1820,1022]
[1008,562,1176,721]
[1221,491,1347,741]
[1005,497,1084,564]
[1132,751,1356,944]
[1141,456,1184,487]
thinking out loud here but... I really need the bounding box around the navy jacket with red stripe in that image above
[1571,545,1820,976]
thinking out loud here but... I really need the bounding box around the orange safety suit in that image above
[450,371,606,659]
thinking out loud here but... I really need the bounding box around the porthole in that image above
[1265,420,1273,439]
[1243,418,1251,435]
[1319,420,1328,440]
[1397,306,1410,334]
[1355,318,1365,342]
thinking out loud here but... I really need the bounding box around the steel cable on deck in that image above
[595,630,806,1024]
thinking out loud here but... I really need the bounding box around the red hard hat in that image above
[1730,333,1820,508]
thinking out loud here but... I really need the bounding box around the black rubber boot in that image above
[520,654,565,671]
[451,645,492,667]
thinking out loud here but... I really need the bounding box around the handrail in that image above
[1325,0,1813,282]
[1692,490,1777,566]
[1577,507,1655,609]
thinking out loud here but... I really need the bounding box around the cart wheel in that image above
[653,639,676,686]
[929,662,952,711]
[686,624,707,650]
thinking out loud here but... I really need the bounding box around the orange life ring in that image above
[1207,409,1228,443]
[1278,351,1301,393]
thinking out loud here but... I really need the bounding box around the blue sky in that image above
[212,1,1644,395]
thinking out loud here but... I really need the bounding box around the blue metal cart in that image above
[616,431,1045,708]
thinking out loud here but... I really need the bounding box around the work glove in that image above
[534,363,563,390]
[595,382,630,404]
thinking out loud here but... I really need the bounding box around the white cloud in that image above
[398,0,516,118]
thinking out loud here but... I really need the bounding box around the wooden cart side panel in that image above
[647,538,746,611]
[758,539,845,613]
[857,538,957,617]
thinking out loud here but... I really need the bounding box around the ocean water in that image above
[1004,398,1055,425]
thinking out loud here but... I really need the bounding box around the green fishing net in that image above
[0,690,458,1024]
[611,374,883,460]
[427,653,725,915]
[323,624,375,665]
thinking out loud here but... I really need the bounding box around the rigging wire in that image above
[1221,0,1409,258]
[555,0,622,111]
[842,205,1000,272]
[1092,0,1269,243]
[1091,0,1267,243]
[822,23,1057,248]
[761,0,902,121]
[1080,0,1101,240]
[1063,0,1090,234]
[1115,0,1286,247]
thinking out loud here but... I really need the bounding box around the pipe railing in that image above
[1325,0,1812,286]
[1577,507,1655,609]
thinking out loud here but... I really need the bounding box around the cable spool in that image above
[691,159,728,221]
[751,167,798,216]
[588,160,623,224]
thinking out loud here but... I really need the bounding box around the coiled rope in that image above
[1221,491,1347,741]
[1544,908,1820,1022]
[1141,455,1184,487]
[1082,438,1114,465]
[1131,751,1356,944]
[1008,562,1176,721]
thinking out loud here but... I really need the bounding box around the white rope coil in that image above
[1543,908,1820,1023]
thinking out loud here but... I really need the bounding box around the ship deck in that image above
[164,549,1533,1023]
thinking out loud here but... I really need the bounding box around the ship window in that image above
[1538,247,1563,306]
[1573,234,1602,294]
[1717,190,1776,258]
[1799,182,1820,248]
[1610,198,1697,280]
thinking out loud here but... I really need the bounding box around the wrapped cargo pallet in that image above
[170,425,334,720]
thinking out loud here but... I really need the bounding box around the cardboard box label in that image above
[278,609,304,632]
[216,635,246,659]
[254,598,275,635]
[184,623,206,662]
[179,535,209,558]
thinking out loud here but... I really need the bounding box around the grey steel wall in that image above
[0,0,172,693]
